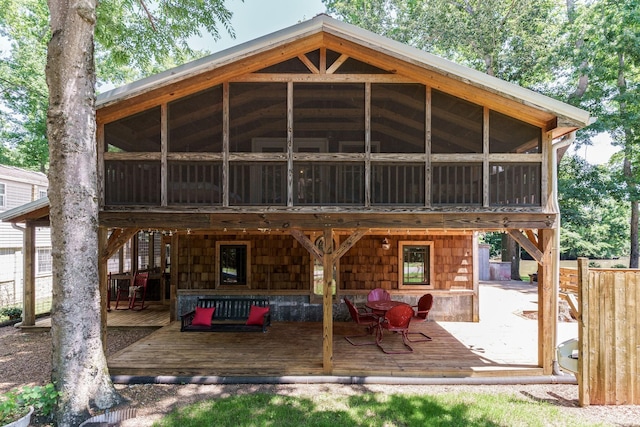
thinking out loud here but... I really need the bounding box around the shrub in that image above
[0,306,22,320]
[0,384,59,425]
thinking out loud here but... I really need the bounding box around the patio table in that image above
[365,300,409,315]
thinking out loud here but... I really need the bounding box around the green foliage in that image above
[153,391,603,427]
[0,383,59,424]
[0,306,22,319]
[479,232,503,258]
[558,154,629,259]
[324,0,562,85]
[0,0,235,171]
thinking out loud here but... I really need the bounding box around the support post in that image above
[98,227,109,352]
[22,223,36,326]
[537,228,555,374]
[322,228,334,374]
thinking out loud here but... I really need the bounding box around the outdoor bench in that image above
[180,297,271,333]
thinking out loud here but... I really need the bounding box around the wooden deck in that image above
[23,283,579,379]
[107,320,544,379]
[22,303,170,330]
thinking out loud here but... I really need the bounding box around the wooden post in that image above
[322,228,334,374]
[577,257,589,406]
[170,233,179,322]
[22,223,36,326]
[537,228,555,374]
[98,227,109,352]
[472,231,479,322]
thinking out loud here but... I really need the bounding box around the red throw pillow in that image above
[192,306,215,326]
[246,305,270,326]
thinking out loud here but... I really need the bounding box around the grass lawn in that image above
[153,391,607,427]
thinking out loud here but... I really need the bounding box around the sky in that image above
[189,0,327,52]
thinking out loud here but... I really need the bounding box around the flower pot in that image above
[2,406,33,427]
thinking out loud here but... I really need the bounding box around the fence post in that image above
[577,257,589,406]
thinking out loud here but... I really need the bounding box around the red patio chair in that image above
[128,272,149,311]
[367,288,391,315]
[408,293,433,342]
[344,298,378,346]
[375,303,414,354]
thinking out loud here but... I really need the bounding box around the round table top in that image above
[365,300,408,312]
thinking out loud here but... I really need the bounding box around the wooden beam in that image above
[289,229,323,261]
[100,211,558,231]
[103,228,140,261]
[508,229,543,264]
[525,229,538,246]
[331,228,368,262]
[322,227,334,374]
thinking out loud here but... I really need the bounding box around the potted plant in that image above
[0,307,22,321]
[0,391,32,427]
[1,384,58,427]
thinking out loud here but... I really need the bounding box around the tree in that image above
[0,0,49,172]
[324,0,561,83]
[42,0,234,424]
[558,154,629,259]
[559,0,640,267]
[1,0,232,172]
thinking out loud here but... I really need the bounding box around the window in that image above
[0,183,5,207]
[37,248,52,274]
[38,189,47,199]
[398,241,434,289]
[216,241,251,287]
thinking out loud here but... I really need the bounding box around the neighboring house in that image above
[0,165,51,310]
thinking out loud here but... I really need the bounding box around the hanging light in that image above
[381,238,391,250]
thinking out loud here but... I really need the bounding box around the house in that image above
[0,165,51,315]
[4,15,591,375]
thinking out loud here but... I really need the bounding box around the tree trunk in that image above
[501,234,521,280]
[46,1,123,425]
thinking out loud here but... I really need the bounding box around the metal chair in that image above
[367,288,391,315]
[344,298,378,346]
[376,304,414,354]
[409,293,433,342]
[128,272,149,311]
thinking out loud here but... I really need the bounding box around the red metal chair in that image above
[128,272,149,311]
[367,288,391,315]
[409,293,433,342]
[376,304,414,354]
[113,273,133,310]
[344,298,378,346]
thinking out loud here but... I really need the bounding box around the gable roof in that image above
[96,14,591,138]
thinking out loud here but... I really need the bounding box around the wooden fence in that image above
[577,258,640,406]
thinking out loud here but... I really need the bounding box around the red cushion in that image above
[246,305,270,326]
[192,306,215,326]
